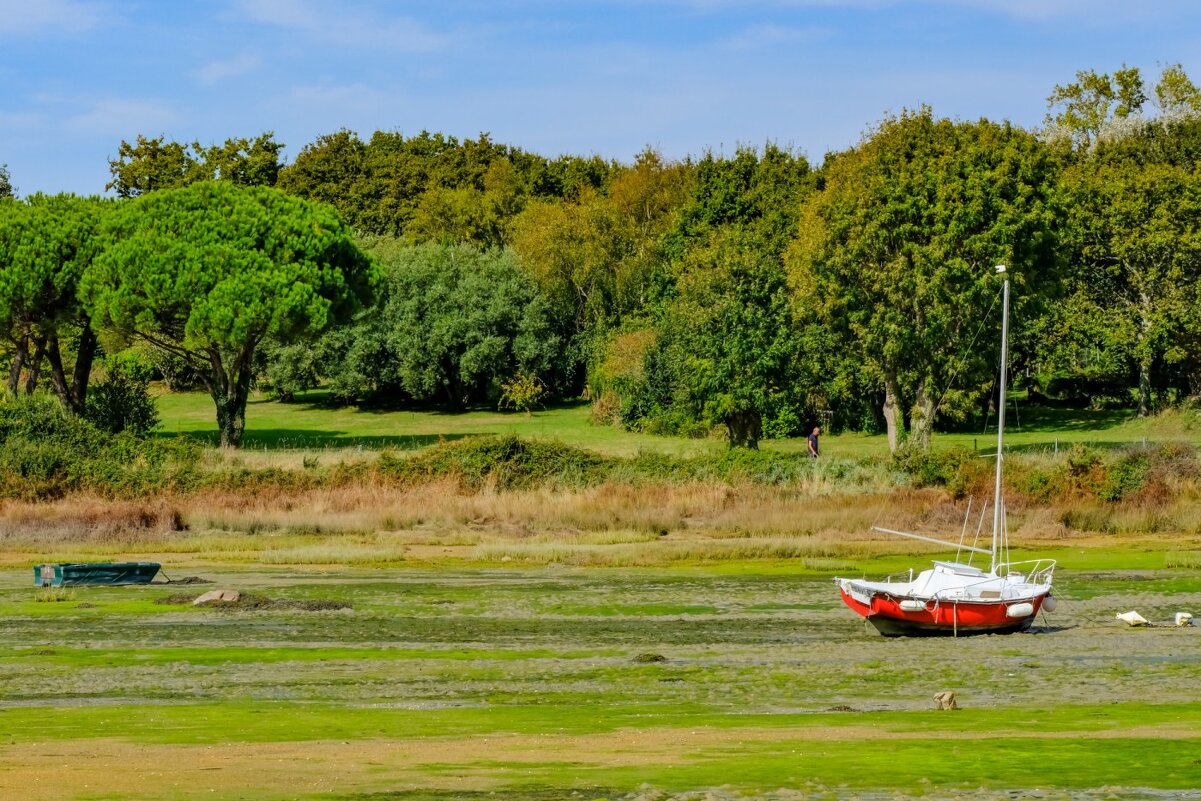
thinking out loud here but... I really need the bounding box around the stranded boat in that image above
[835,266,1056,637]
[34,562,161,587]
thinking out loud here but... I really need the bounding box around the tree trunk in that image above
[206,346,254,448]
[7,334,29,395]
[24,334,47,395]
[882,374,905,453]
[71,324,97,412]
[909,379,936,450]
[1137,354,1152,417]
[726,410,762,449]
[978,383,994,431]
[44,326,97,414]
[1137,291,1153,417]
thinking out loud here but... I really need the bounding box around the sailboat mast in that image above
[991,268,1010,574]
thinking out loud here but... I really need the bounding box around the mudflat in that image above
[1,567,1198,800]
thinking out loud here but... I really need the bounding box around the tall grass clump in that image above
[378,434,895,494]
[0,392,201,499]
[379,435,612,490]
[890,445,989,497]
[1026,442,1200,504]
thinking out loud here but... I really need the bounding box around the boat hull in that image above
[34,562,161,587]
[838,584,1045,637]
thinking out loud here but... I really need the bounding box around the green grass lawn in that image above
[156,389,1200,458]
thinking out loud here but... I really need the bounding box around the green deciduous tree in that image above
[278,130,560,242]
[107,133,284,197]
[1058,159,1201,414]
[512,149,691,346]
[1046,64,1201,152]
[1155,63,1201,117]
[319,242,563,410]
[652,232,801,448]
[665,143,812,261]
[1045,65,1147,150]
[276,130,367,223]
[792,109,1060,451]
[0,194,109,412]
[0,165,13,199]
[83,182,375,446]
[407,158,529,248]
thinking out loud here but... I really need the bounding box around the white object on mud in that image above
[1116,610,1149,626]
[1176,612,1194,627]
[193,589,241,605]
[933,690,958,710]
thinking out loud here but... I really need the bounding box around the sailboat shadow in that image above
[1026,623,1078,634]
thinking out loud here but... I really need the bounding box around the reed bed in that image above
[1,435,1199,568]
[1,475,1191,569]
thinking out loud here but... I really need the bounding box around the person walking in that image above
[807,426,820,458]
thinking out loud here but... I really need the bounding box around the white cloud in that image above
[194,52,263,86]
[238,0,448,51]
[0,0,105,36]
[935,0,1102,19]
[0,111,44,130]
[722,23,828,49]
[284,82,393,115]
[63,97,179,138]
[622,0,1178,20]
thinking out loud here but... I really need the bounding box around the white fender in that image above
[898,599,926,612]
[1006,602,1034,618]
[1041,595,1057,613]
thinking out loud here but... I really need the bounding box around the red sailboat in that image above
[836,266,1057,636]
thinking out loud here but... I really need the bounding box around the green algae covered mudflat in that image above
[2,566,1199,800]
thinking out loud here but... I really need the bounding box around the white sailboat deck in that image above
[843,559,1055,603]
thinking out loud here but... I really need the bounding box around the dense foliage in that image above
[0,194,109,412]
[0,392,197,499]
[1,62,1198,450]
[275,241,565,409]
[83,182,376,446]
[791,109,1060,450]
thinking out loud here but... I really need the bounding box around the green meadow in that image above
[155,389,1200,459]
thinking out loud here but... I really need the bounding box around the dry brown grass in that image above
[0,474,1166,569]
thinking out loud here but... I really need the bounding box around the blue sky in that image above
[2,0,1198,195]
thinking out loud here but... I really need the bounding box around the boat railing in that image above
[926,559,1056,601]
[883,568,916,584]
[998,558,1056,587]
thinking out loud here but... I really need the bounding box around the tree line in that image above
[2,63,1200,450]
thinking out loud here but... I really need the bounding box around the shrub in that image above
[1100,450,1150,502]
[85,369,159,435]
[381,435,611,490]
[0,392,198,499]
[891,445,981,495]
[151,350,205,391]
[499,372,546,414]
[0,392,99,446]
[259,340,322,402]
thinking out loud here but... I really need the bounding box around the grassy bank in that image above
[155,389,1201,459]
[1,409,1200,571]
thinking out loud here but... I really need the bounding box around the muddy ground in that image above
[0,566,1198,800]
